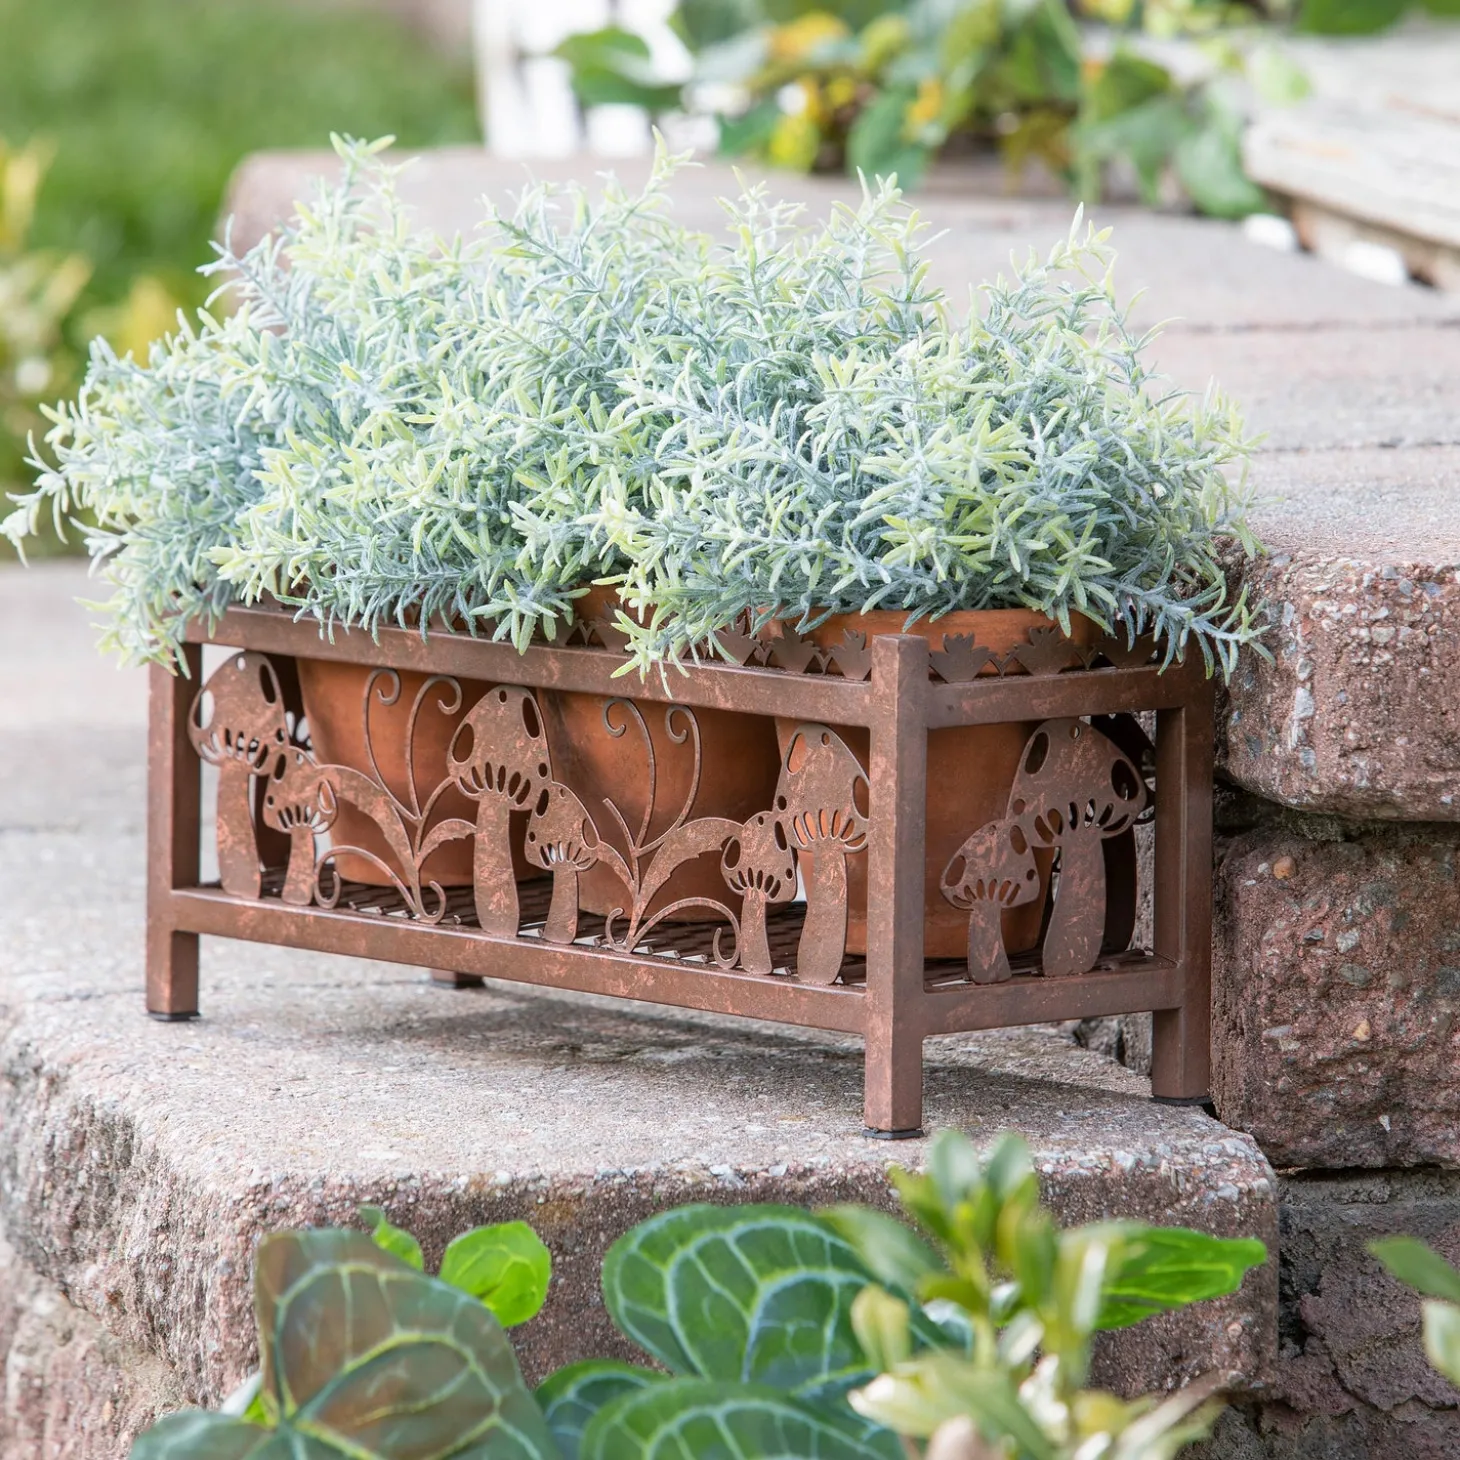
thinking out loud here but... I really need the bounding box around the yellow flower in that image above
[859,13,910,73]
[767,110,822,172]
[904,77,945,137]
[824,73,858,112]
[768,11,849,66]
[1078,0,1137,22]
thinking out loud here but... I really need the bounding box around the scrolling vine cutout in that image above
[188,657,868,983]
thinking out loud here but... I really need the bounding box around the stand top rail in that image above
[187,605,1207,728]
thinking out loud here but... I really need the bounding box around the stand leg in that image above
[147,649,202,1019]
[862,636,929,1138]
[1151,673,1215,1102]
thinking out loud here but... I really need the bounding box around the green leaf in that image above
[253,1229,558,1458]
[603,1204,907,1397]
[440,1221,553,1327]
[1423,1301,1460,1387]
[717,99,783,156]
[1173,112,1266,219]
[358,1204,424,1271]
[129,1412,279,1460]
[537,1360,662,1460]
[554,27,685,113]
[1371,1237,1460,1304]
[1297,0,1407,31]
[817,1205,945,1296]
[1097,1226,1268,1330]
[581,1379,899,1459]
[846,88,932,185]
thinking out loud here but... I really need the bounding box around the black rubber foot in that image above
[1153,1094,1217,1117]
[429,972,485,990]
[148,1010,200,1022]
[862,1126,925,1141]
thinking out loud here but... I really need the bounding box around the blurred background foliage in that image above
[556,0,1444,219]
[0,0,479,523]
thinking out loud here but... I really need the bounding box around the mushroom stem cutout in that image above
[941,818,1041,984]
[448,686,552,936]
[721,812,797,976]
[524,782,600,945]
[261,750,338,907]
[775,725,869,986]
[1007,717,1148,979]
[188,652,290,900]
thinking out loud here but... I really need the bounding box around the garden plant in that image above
[3,138,1263,679]
[129,1131,1267,1459]
[555,0,1315,218]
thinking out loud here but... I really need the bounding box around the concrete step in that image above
[0,574,1276,1459]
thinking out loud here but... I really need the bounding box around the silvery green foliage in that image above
[4,137,703,662]
[595,210,1260,676]
[5,137,1260,674]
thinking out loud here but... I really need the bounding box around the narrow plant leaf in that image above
[439,1220,553,1326]
[1371,1237,1460,1304]
[359,1203,424,1271]
[1096,1225,1267,1330]
[536,1360,662,1459]
[817,1205,945,1297]
[1423,1301,1460,1387]
[581,1379,900,1460]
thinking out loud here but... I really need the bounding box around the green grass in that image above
[0,0,481,312]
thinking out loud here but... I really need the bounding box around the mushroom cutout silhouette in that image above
[523,782,600,944]
[775,725,870,986]
[189,651,290,900]
[941,817,1042,984]
[261,749,337,907]
[1006,718,1147,978]
[448,686,551,935]
[722,811,797,976]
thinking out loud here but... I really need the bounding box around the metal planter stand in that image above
[147,605,1214,1137]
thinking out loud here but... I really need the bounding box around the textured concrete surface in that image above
[1223,446,1460,821]
[0,1223,185,1460]
[222,146,1460,822]
[0,564,1277,1458]
[1196,1170,1460,1460]
[1212,794,1460,1169]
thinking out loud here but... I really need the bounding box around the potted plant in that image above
[4,138,1261,947]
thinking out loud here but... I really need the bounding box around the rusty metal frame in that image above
[146,606,1215,1136]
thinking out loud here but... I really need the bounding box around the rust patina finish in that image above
[147,606,1214,1135]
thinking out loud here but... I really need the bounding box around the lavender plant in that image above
[596,212,1261,676]
[4,137,1262,675]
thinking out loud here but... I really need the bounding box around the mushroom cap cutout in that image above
[722,811,797,903]
[942,817,1040,911]
[775,726,870,854]
[1006,718,1146,848]
[188,651,288,774]
[524,782,600,873]
[447,686,551,808]
[261,749,338,835]
[940,816,1042,985]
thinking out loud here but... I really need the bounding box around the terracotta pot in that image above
[297,658,496,888]
[538,587,782,924]
[772,608,1099,961]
